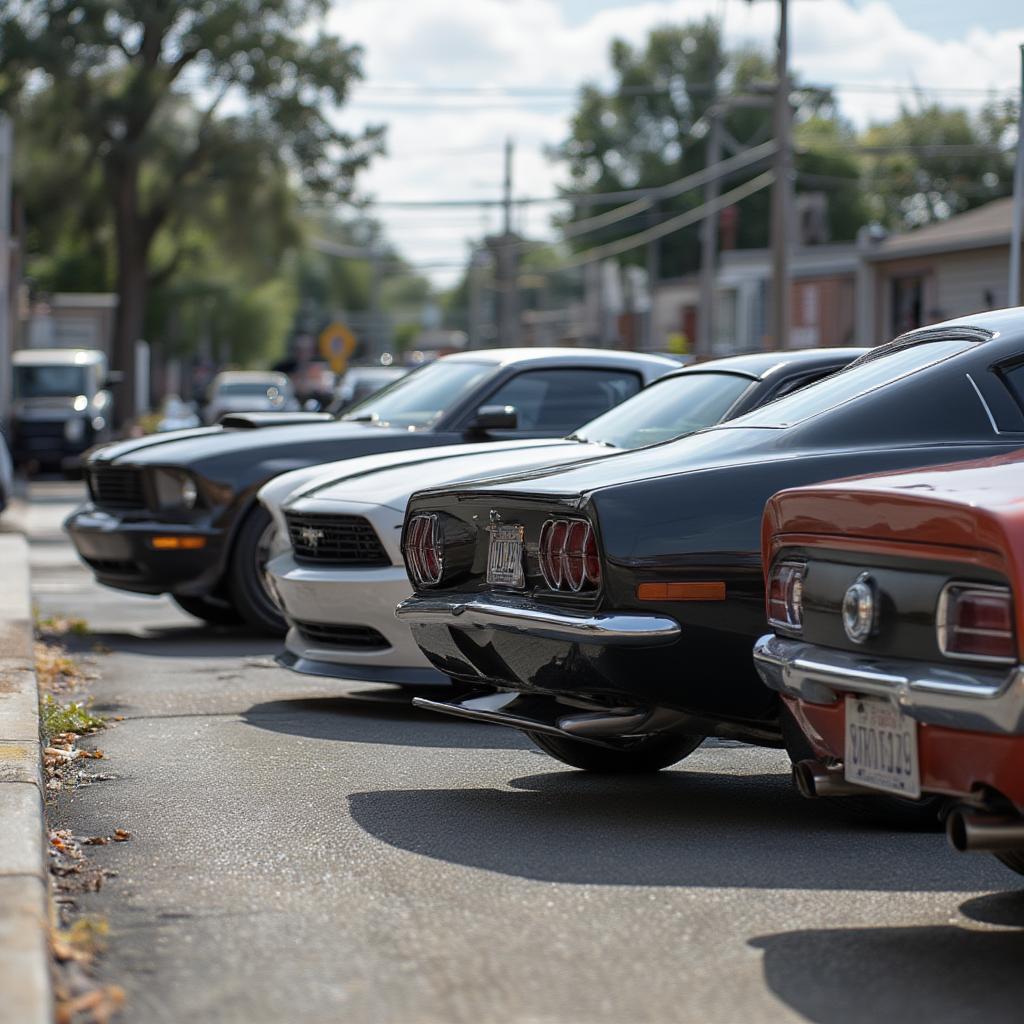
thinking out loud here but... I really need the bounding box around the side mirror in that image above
[469,405,518,433]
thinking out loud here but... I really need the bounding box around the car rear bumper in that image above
[65,506,224,596]
[754,633,1024,810]
[395,592,779,730]
[395,593,681,645]
[753,633,1024,734]
[269,554,445,684]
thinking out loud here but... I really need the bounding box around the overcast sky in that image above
[326,0,1024,288]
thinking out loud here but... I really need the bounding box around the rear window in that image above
[733,338,977,428]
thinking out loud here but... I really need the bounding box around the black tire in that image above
[526,731,704,773]
[995,850,1024,878]
[227,505,288,635]
[172,594,245,626]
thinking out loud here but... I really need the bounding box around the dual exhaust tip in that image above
[793,760,1024,855]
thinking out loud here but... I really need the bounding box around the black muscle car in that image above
[397,310,1024,773]
[65,348,676,633]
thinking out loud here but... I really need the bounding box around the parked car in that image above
[397,310,1024,774]
[9,349,116,470]
[261,349,865,686]
[203,371,299,424]
[0,430,13,514]
[65,348,676,633]
[754,449,1024,862]
[330,365,410,413]
[155,395,202,433]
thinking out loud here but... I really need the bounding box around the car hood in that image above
[89,419,414,467]
[258,439,566,511]
[288,439,610,512]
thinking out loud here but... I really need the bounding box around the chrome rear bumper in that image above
[395,593,680,646]
[753,633,1024,735]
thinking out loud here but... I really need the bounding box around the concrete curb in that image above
[0,533,53,1024]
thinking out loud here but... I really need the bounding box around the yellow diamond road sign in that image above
[319,322,358,373]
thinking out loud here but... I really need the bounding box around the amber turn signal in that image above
[636,582,726,601]
[150,536,207,550]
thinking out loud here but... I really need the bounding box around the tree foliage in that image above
[551,21,866,278]
[1,0,384,416]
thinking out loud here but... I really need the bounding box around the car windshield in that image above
[217,381,287,397]
[13,365,89,400]
[571,372,752,448]
[733,337,978,428]
[340,360,492,429]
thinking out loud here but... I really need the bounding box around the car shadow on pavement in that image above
[57,625,285,659]
[243,695,531,750]
[749,901,1024,1023]
[347,768,1012,891]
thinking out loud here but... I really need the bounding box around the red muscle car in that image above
[753,450,1024,876]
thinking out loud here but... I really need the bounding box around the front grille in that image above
[18,420,65,439]
[294,620,390,649]
[89,468,146,510]
[286,512,390,566]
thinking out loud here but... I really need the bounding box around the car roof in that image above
[440,347,679,371]
[12,348,106,366]
[212,370,290,383]
[667,347,868,382]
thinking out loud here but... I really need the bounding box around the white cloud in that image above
[324,0,1024,287]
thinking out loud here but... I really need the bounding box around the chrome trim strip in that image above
[754,633,1024,734]
[396,594,680,645]
[965,373,1000,434]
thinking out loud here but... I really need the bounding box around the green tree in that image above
[861,99,1016,229]
[1,0,383,418]
[552,21,867,276]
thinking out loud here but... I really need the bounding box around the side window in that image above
[770,368,837,401]
[999,362,1024,412]
[484,369,642,433]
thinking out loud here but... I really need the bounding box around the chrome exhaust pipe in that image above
[792,760,874,799]
[946,808,1024,853]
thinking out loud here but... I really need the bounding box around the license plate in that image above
[844,695,920,798]
[486,523,525,588]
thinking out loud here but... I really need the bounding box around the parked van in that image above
[10,349,117,469]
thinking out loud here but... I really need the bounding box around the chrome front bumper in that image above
[395,593,681,646]
[753,633,1024,735]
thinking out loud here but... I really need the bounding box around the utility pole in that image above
[698,103,723,359]
[770,0,793,349]
[1010,44,1024,307]
[492,138,520,346]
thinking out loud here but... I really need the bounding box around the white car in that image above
[260,349,864,686]
[203,371,298,425]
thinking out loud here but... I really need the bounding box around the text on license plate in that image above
[844,695,920,798]
[486,524,525,587]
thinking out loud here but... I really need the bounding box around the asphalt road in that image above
[22,479,1024,1023]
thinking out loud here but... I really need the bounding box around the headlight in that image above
[151,468,199,511]
[64,417,85,442]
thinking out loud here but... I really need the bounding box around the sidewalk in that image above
[0,531,53,1024]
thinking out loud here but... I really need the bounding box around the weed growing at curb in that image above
[41,697,106,741]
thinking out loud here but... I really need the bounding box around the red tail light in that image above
[539,518,601,592]
[406,513,443,586]
[937,583,1016,663]
[767,561,805,632]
